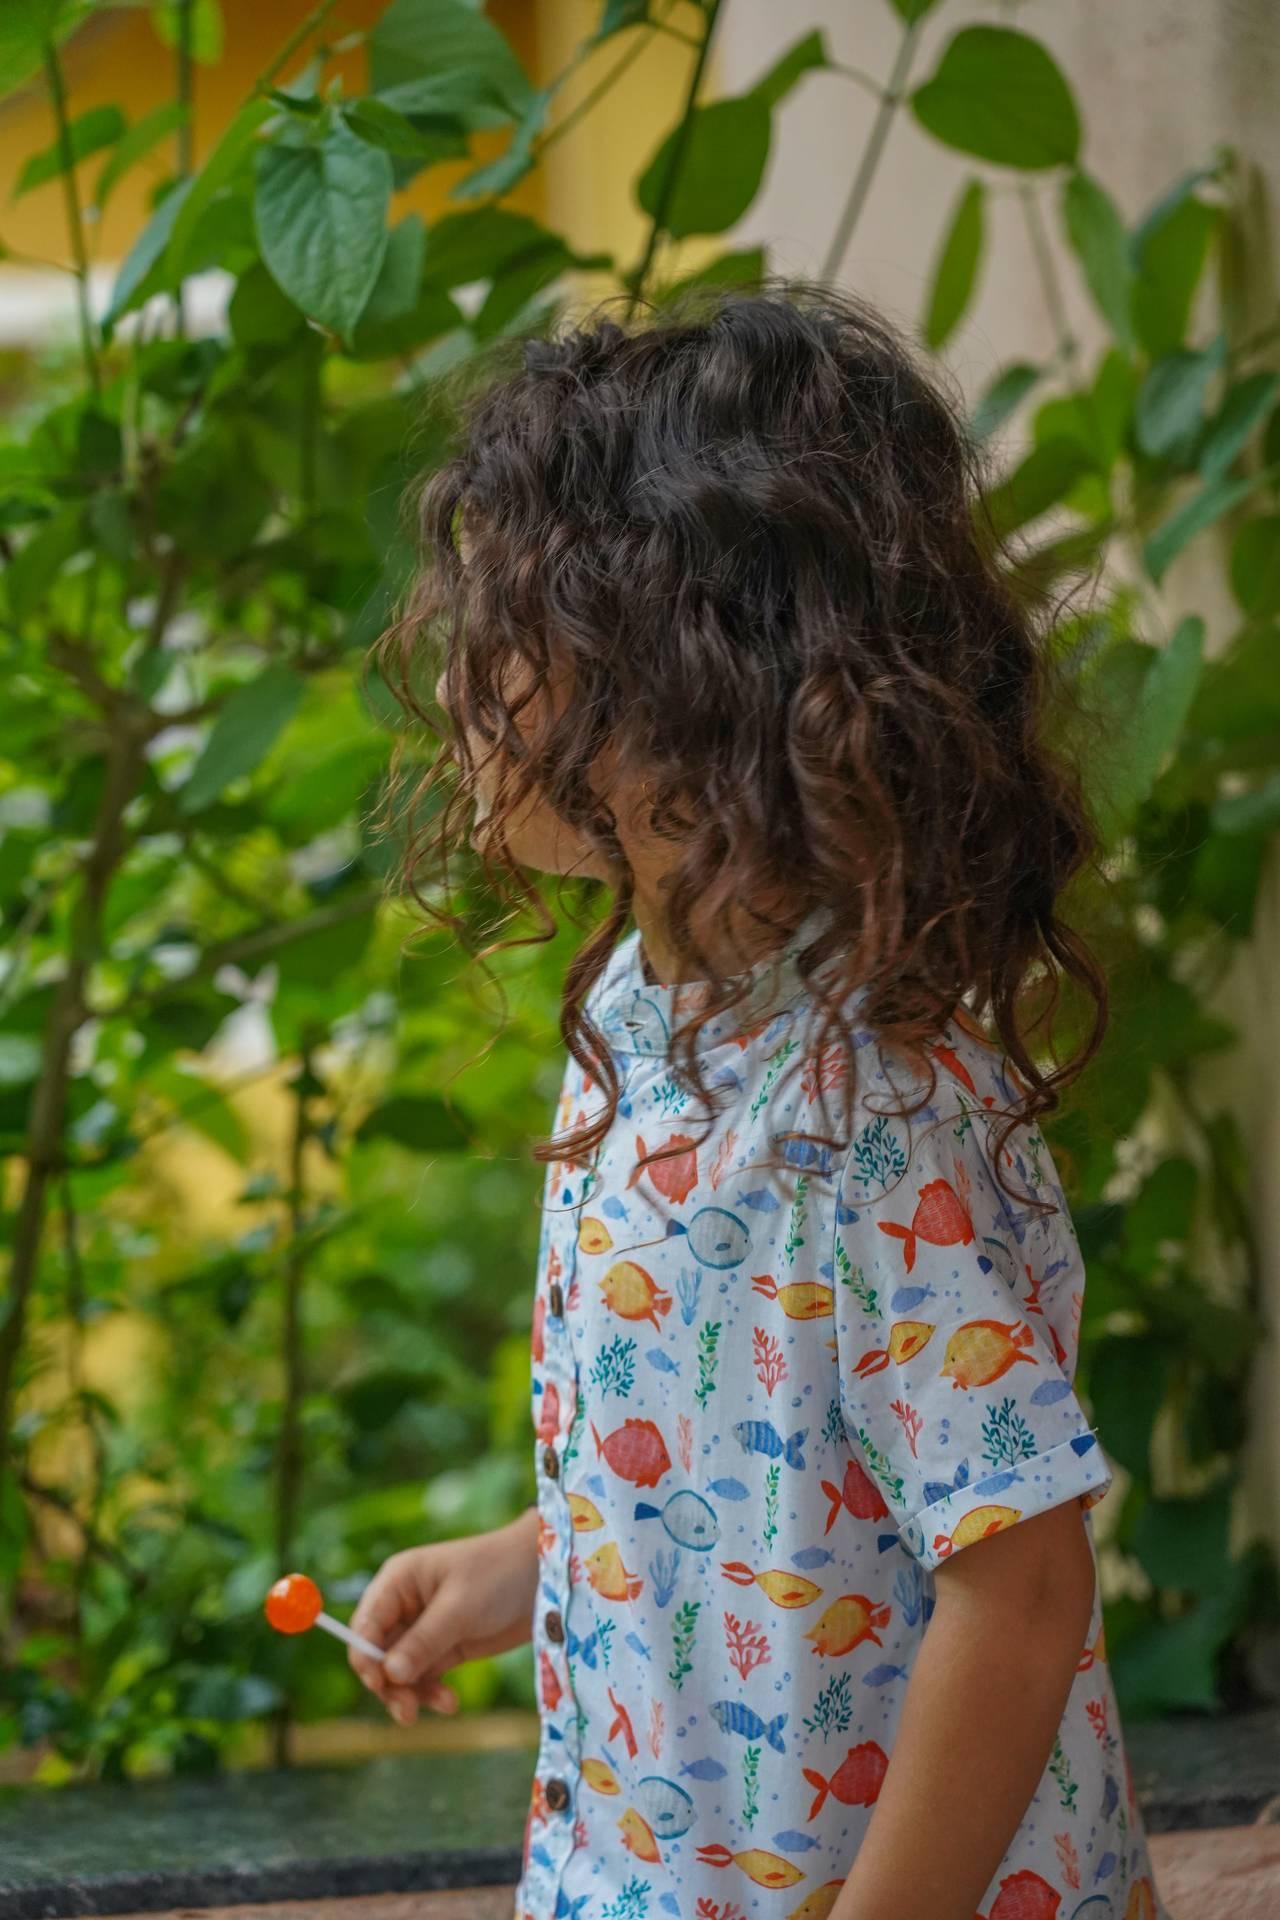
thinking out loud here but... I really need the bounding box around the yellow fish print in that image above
[618,1806,661,1863]
[805,1592,891,1657]
[788,1884,846,1920]
[586,1540,644,1602]
[697,1843,805,1889]
[581,1756,621,1795]
[751,1273,834,1320]
[578,1217,613,1254]
[721,1561,822,1608]
[599,1260,672,1331]
[567,1492,605,1533]
[932,1504,1022,1560]
[941,1318,1037,1390]
[852,1320,935,1377]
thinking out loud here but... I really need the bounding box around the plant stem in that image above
[271,1050,314,1768]
[175,0,195,337]
[43,39,100,395]
[252,0,343,98]
[625,0,723,314]
[820,18,921,284]
[1019,183,1078,375]
[537,20,660,160]
[21,1472,146,1592]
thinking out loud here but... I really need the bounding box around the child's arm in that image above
[828,1497,1098,1920]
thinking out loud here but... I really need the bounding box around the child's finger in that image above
[382,1600,462,1689]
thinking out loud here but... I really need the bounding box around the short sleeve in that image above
[830,1088,1113,1573]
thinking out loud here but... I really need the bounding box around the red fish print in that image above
[820,1457,888,1532]
[531,1293,545,1365]
[878,1178,975,1272]
[978,1870,1062,1920]
[628,1133,698,1204]
[591,1418,671,1488]
[539,1649,562,1711]
[607,1683,639,1759]
[803,1740,889,1819]
[537,1380,560,1444]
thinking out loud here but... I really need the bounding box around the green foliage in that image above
[0,0,1276,1789]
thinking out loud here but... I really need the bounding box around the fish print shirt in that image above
[517,921,1169,1920]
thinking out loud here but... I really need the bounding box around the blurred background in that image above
[0,0,1278,1791]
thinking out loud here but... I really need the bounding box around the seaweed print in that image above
[749,1036,797,1119]
[654,1075,689,1117]
[741,1744,761,1829]
[1055,1831,1081,1890]
[854,1424,906,1505]
[1050,1733,1079,1812]
[891,1398,923,1457]
[981,1395,1038,1468]
[724,1611,771,1682]
[753,1326,787,1397]
[676,1267,702,1327]
[669,1598,700,1690]
[601,1879,650,1920]
[762,1462,780,1550]
[802,1043,847,1103]
[649,1548,681,1610]
[695,1319,721,1407]
[1087,1697,1119,1755]
[709,1129,737,1190]
[803,1671,853,1742]
[597,1616,616,1670]
[822,1395,844,1447]
[851,1114,907,1190]
[648,1697,665,1759]
[835,1237,880,1317]
[591,1336,637,1400]
[783,1174,808,1264]
[696,1903,745,1920]
[677,1412,693,1473]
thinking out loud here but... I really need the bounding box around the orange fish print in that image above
[803,1739,889,1818]
[1077,1622,1107,1672]
[929,1041,979,1098]
[751,1273,834,1320]
[536,1381,560,1445]
[628,1132,698,1204]
[567,1491,605,1532]
[787,1884,845,1920]
[696,1844,805,1890]
[804,1593,891,1657]
[1123,1880,1158,1920]
[852,1319,935,1377]
[878,1177,975,1272]
[618,1806,662,1863]
[721,1561,823,1607]
[979,1869,1062,1920]
[578,1217,613,1254]
[582,1756,621,1795]
[932,1504,1023,1560]
[599,1260,672,1331]
[821,1457,889,1532]
[607,1683,639,1759]
[538,1649,562,1712]
[586,1541,644,1602]
[531,1293,545,1365]
[941,1319,1037,1390]
[592,1416,672,1487]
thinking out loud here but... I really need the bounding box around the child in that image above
[350,285,1170,1920]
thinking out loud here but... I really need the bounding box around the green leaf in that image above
[151,0,223,63]
[167,95,271,281]
[420,207,581,290]
[1111,1575,1246,1715]
[749,29,829,112]
[910,27,1080,172]
[982,438,1091,539]
[94,101,187,208]
[1134,1486,1235,1595]
[1062,171,1132,346]
[0,1034,41,1086]
[636,96,772,239]
[451,85,554,201]
[340,97,467,164]
[1199,371,1280,483]
[969,362,1040,442]
[179,665,304,814]
[1144,470,1267,583]
[1092,618,1205,839]
[1131,195,1216,358]
[254,118,392,338]
[104,178,192,326]
[0,0,88,106]
[356,1095,468,1151]
[922,178,984,351]
[596,0,647,39]
[1229,515,1280,616]
[659,246,768,303]
[227,259,306,348]
[369,0,534,125]
[1087,1336,1171,1479]
[347,215,463,359]
[14,104,125,197]
[1135,340,1226,462]
[1210,771,1280,837]
[4,503,85,620]
[889,0,942,18]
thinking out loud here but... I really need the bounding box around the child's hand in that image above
[347,1506,540,1727]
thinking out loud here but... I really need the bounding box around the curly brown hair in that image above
[375,279,1106,1191]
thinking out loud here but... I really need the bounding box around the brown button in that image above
[544,1608,565,1644]
[548,1282,564,1318]
[541,1444,559,1479]
[544,1776,570,1812]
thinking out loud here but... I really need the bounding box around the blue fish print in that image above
[1032,1379,1074,1406]
[773,1830,822,1854]
[678,1757,728,1782]
[707,1476,749,1501]
[791,1545,835,1569]
[921,1458,971,1506]
[636,1775,696,1839]
[646,1347,680,1375]
[554,1893,590,1919]
[624,1632,651,1661]
[890,1284,936,1313]
[777,1137,837,1175]
[601,1195,629,1221]
[1099,1775,1119,1821]
[634,1489,720,1552]
[710,1699,788,1755]
[1093,1852,1118,1883]
[733,1420,807,1470]
[862,1663,909,1686]
[737,1188,781,1212]
[658,1897,682,1919]
[565,1625,599,1669]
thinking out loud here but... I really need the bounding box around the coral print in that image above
[517,921,1170,1920]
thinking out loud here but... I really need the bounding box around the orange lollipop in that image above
[265,1572,386,1663]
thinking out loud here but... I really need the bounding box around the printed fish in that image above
[646,1347,680,1375]
[773,1829,823,1854]
[1124,1881,1159,1920]
[531,1293,545,1364]
[1077,1623,1107,1672]
[979,1869,1062,1920]
[538,1649,562,1711]
[617,1805,662,1863]
[695,1843,805,1890]
[678,1756,728,1782]
[803,1739,889,1818]
[751,1273,834,1320]
[600,1261,672,1331]
[634,1489,719,1552]
[624,1631,650,1661]
[792,1545,835,1569]
[862,1662,909,1686]
[578,1217,614,1254]
[710,1698,789,1755]
[581,1756,621,1795]
[592,1417,672,1487]
[852,1319,935,1377]
[536,1380,561,1445]
[636,1773,696,1839]
[629,1132,698,1204]
[586,1541,644,1602]
[941,1319,1037,1390]
[877,1177,975,1272]
[607,1683,639,1759]
[565,1623,599,1667]
[567,1492,605,1532]
[733,1419,807,1470]
[805,1593,892,1657]
[721,1561,822,1608]
[821,1456,889,1531]
[707,1476,749,1501]
[931,1504,1023,1559]
[786,1884,846,1920]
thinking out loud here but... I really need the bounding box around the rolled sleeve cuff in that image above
[899,1429,1115,1573]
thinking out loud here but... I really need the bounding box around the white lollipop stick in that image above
[316,1609,386,1663]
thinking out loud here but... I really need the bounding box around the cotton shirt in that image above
[517,924,1169,1920]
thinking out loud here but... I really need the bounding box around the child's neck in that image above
[632,884,805,988]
